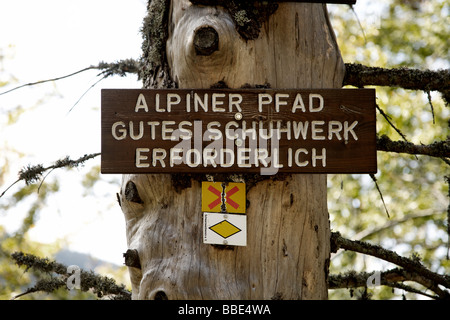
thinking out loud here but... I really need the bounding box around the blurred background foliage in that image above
[328,0,449,299]
[0,0,448,299]
[0,45,128,299]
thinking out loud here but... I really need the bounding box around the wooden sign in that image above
[101,88,376,174]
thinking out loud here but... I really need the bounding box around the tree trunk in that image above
[120,1,345,300]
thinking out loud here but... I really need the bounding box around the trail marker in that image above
[203,212,247,246]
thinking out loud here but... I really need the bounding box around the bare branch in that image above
[0,59,140,96]
[67,75,108,114]
[369,173,390,218]
[386,281,438,300]
[446,175,450,259]
[426,91,436,124]
[376,104,408,142]
[0,66,98,96]
[353,210,439,241]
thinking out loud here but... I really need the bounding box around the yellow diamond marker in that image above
[203,212,247,246]
[209,220,242,239]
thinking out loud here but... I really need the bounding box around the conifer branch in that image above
[344,63,450,107]
[330,232,450,293]
[1,134,447,200]
[0,153,100,198]
[10,251,131,300]
[376,135,450,163]
[343,63,450,93]
[2,60,448,106]
[328,268,446,299]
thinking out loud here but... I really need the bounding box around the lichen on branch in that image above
[330,232,450,296]
[376,134,450,163]
[344,63,450,105]
[0,153,101,198]
[11,251,131,300]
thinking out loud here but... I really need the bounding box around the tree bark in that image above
[120,1,345,300]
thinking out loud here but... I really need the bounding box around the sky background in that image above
[0,1,381,266]
[0,0,147,265]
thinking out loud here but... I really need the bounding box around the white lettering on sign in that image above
[212,93,226,112]
[111,120,358,142]
[112,118,358,173]
[292,93,306,113]
[309,94,324,112]
[112,121,126,140]
[229,94,243,112]
[133,92,329,114]
[102,89,376,174]
[167,93,181,112]
[258,93,324,113]
[133,146,329,173]
[135,93,148,112]
[155,94,164,112]
[135,148,149,168]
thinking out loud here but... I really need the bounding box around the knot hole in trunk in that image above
[194,26,219,56]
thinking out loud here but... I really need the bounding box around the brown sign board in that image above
[101,89,376,175]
